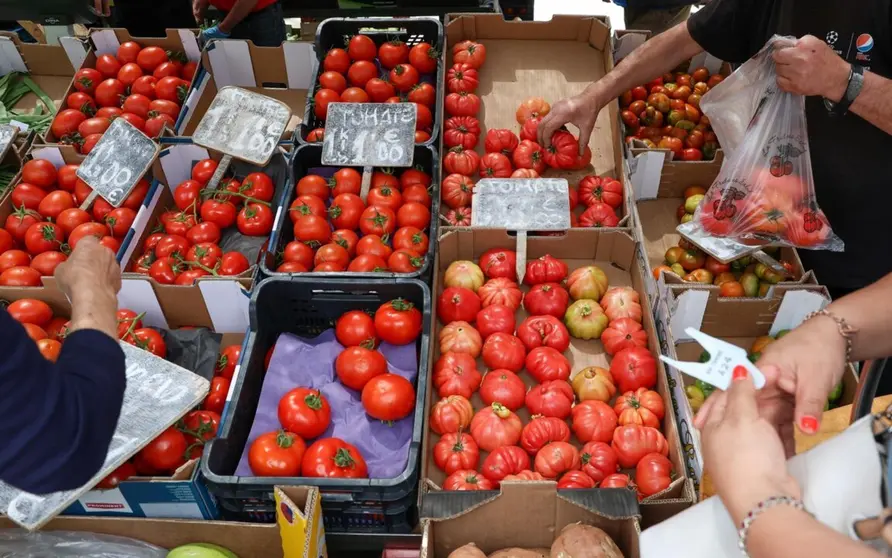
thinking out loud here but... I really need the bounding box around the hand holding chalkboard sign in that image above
[76,118,159,210]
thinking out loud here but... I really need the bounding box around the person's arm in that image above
[743,506,881,558]
[815,272,892,361]
[218,0,259,35]
[0,237,125,494]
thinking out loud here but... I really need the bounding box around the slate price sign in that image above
[322,102,416,167]
[76,118,159,209]
[471,178,572,230]
[0,124,16,160]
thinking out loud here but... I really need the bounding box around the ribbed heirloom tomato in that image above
[433,352,481,399]
[477,277,523,310]
[430,394,474,435]
[580,441,619,483]
[534,441,581,479]
[444,469,493,490]
[520,416,571,454]
[525,380,574,418]
[516,315,570,352]
[524,282,570,318]
[571,400,618,443]
[479,369,525,411]
[611,424,669,468]
[636,453,674,497]
[614,388,665,428]
[481,332,526,372]
[470,403,522,452]
[482,445,530,483]
[433,432,479,475]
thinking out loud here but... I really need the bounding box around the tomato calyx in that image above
[332,447,358,469]
[275,430,297,449]
[389,298,414,312]
[491,402,511,419]
[304,391,324,411]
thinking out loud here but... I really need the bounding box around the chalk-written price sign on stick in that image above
[0,342,209,530]
[471,178,571,281]
[192,86,292,190]
[76,118,160,210]
[322,102,416,201]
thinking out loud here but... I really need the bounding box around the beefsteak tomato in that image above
[564,299,609,340]
[470,403,523,452]
[567,265,609,301]
[516,315,570,352]
[523,282,569,318]
[484,129,519,157]
[571,366,616,403]
[525,346,571,383]
[482,445,531,484]
[430,395,474,435]
[610,346,658,392]
[611,424,669,468]
[477,277,523,310]
[433,352,482,399]
[614,388,665,428]
[475,304,516,339]
[601,318,648,356]
[571,400,618,443]
[636,453,674,497]
[520,416,571,455]
[437,286,481,323]
[481,332,526,372]
[444,469,494,491]
[523,254,568,285]
[534,441,581,479]
[580,441,619,483]
[525,380,574,419]
[558,470,596,489]
[479,369,526,411]
[439,321,483,357]
[433,432,479,475]
[478,248,517,280]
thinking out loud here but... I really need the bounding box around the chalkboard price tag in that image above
[192,86,291,167]
[76,118,159,209]
[472,178,572,230]
[322,103,416,168]
[0,124,16,161]
[0,342,210,530]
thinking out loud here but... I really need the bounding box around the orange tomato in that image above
[750,335,775,354]
[713,272,736,286]
[683,186,706,199]
[719,280,745,298]
[37,338,62,362]
[652,265,673,281]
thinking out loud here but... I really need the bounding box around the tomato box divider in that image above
[297,16,444,148]
[200,276,432,532]
[420,228,695,528]
[261,141,441,280]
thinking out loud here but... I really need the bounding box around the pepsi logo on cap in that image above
[856,33,874,53]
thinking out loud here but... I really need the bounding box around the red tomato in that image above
[481,332,526,372]
[601,473,632,489]
[429,394,474,436]
[345,60,377,89]
[106,207,136,237]
[523,254,568,286]
[80,134,103,154]
[24,222,64,255]
[96,461,137,489]
[477,277,522,311]
[30,251,67,276]
[319,70,347,93]
[11,183,48,211]
[433,432,479,476]
[131,75,157,98]
[57,164,79,192]
[116,309,143,339]
[340,86,369,103]
[409,42,438,74]
[278,387,331,439]
[470,403,522,452]
[610,346,658,393]
[137,427,186,472]
[331,229,359,257]
[375,298,422,345]
[313,88,340,120]
[479,369,525,411]
[525,379,574,418]
[433,352,482,399]
[153,61,182,80]
[571,400,618,443]
[200,199,237,229]
[558,470,597,489]
[389,64,419,92]
[248,431,306,477]
[293,215,331,245]
[154,234,190,258]
[367,186,402,212]
[22,159,58,188]
[523,282,570,319]
[475,304,515,340]
[179,409,220,459]
[191,159,218,184]
[0,266,41,286]
[156,76,187,103]
[612,425,669,468]
[580,441,619,483]
[77,116,111,137]
[302,438,368,478]
[482,445,531,483]
[534,441,581,479]
[127,328,168,358]
[323,48,350,73]
[516,315,571,353]
[0,228,11,254]
[520,416,571,454]
[636,453,674,497]
[236,203,274,236]
[7,298,53,326]
[413,102,433,131]
[186,222,221,246]
[74,68,102,94]
[359,206,395,236]
[136,46,168,72]
[214,345,241,380]
[5,208,41,242]
[485,129,520,157]
[356,234,392,259]
[400,168,431,189]
[181,61,197,81]
[0,250,30,273]
[379,40,409,69]
[314,243,350,269]
[95,106,123,119]
[122,94,152,118]
[408,82,436,107]
[361,373,415,421]
[117,62,144,87]
[348,253,388,272]
[45,316,70,341]
[145,113,174,137]
[444,92,480,117]
[335,346,387,391]
[335,310,377,347]
[51,109,87,139]
[95,78,126,108]
[96,54,122,79]
[219,252,250,276]
[331,168,362,197]
[453,40,486,69]
[443,469,493,490]
[118,112,146,132]
[479,152,512,178]
[242,172,274,202]
[202,376,229,414]
[396,202,430,230]
[186,242,223,269]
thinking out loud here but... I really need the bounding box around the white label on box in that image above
[207,40,255,88]
[59,36,87,71]
[178,30,201,63]
[283,41,315,89]
[77,488,133,514]
[669,290,710,341]
[159,144,210,191]
[30,147,65,169]
[613,32,646,63]
[630,151,665,200]
[119,278,169,330]
[90,29,121,56]
[0,38,27,76]
[198,281,250,334]
[769,290,829,336]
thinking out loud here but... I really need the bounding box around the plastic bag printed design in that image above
[694,36,844,251]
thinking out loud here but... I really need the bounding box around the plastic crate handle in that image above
[321,492,355,503]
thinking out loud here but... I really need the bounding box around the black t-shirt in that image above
[687,0,892,290]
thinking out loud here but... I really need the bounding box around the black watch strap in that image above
[825,64,865,116]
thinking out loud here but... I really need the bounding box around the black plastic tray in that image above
[261,142,439,280]
[296,16,444,148]
[201,277,432,526]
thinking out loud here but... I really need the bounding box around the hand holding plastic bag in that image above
[694,35,844,251]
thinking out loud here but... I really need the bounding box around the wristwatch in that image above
[824,64,864,116]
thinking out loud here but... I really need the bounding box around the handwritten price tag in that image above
[322,103,416,167]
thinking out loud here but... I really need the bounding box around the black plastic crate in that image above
[296,16,444,147]
[262,143,439,280]
[201,277,432,530]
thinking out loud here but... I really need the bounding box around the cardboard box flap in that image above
[614,30,648,62]
[207,40,257,88]
[283,42,315,90]
[667,289,710,341]
[557,487,641,519]
[632,150,726,201]
[59,37,87,72]
[118,277,170,329]
[158,143,211,190]
[0,37,28,75]
[769,290,829,336]
[689,51,725,75]
[448,14,610,50]
[91,29,200,62]
[421,489,499,519]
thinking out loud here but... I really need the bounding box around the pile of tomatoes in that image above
[247,300,422,478]
[7,297,70,361]
[430,249,673,499]
[307,34,440,143]
[95,341,242,488]
[619,65,724,161]
[128,159,276,285]
[0,159,151,286]
[278,165,432,274]
[51,41,195,150]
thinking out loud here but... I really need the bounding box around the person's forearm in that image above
[219,0,259,34]
[69,288,117,340]
[744,506,881,558]
[848,72,892,135]
[583,23,703,104]
[820,272,892,361]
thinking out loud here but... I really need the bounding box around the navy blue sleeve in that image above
[0,310,126,494]
[687,0,776,63]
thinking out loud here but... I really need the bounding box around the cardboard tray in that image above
[421,228,695,526]
[176,39,314,140]
[652,283,860,491]
[420,482,641,558]
[296,16,444,148]
[438,14,630,231]
[42,28,201,144]
[261,142,440,280]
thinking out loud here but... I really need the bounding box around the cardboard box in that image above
[629,151,819,306]
[420,482,640,557]
[0,486,326,558]
[42,29,201,143]
[121,139,293,323]
[441,14,630,228]
[423,229,695,524]
[175,39,314,139]
[653,284,859,490]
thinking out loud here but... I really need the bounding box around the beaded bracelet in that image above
[803,308,858,362]
[738,496,812,556]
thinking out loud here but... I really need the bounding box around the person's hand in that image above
[201,25,232,44]
[91,0,110,17]
[537,90,604,155]
[773,35,851,101]
[193,0,210,25]
[55,236,121,304]
[699,370,800,524]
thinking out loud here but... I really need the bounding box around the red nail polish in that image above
[732,365,748,381]
[800,415,819,434]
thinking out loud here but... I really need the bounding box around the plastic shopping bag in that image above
[693,35,844,251]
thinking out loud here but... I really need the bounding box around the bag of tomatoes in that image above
[693,36,843,252]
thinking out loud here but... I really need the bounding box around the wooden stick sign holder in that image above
[76,118,160,211]
[675,221,791,277]
[471,178,572,282]
[191,86,292,189]
[321,102,417,202]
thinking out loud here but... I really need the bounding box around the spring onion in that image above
[0,72,56,135]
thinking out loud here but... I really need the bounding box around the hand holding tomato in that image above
[697,373,800,525]
[538,91,601,155]
[55,236,121,339]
